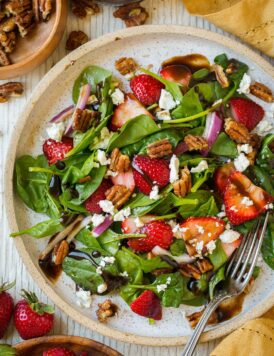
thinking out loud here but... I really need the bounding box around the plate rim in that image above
[4,25,274,346]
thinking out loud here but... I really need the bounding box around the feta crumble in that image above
[241,196,254,206]
[114,207,131,222]
[101,256,115,264]
[172,224,188,238]
[219,230,240,243]
[75,289,92,308]
[94,127,114,150]
[157,284,168,293]
[134,217,144,228]
[97,150,110,166]
[234,153,250,172]
[196,241,204,254]
[169,154,180,183]
[156,109,172,121]
[217,211,226,218]
[91,214,105,227]
[237,144,253,154]
[119,271,129,277]
[197,225,205,234]
[190,160,208,173]
[230,205,238,212]
[96,266,103,275]
[97,283,108,294]
[111,88,125,105]
[159,89,177,110]
[46,122,65,142]
[150,185,160,200]
[237,73,251,94]
[99,200,115,215]
[206,240,216,254]
[265,203,274,210]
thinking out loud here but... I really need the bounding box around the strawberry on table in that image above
[214,162,236,195]
[111,169,135,191]
[0,281,15,339]
[130,74,164,106]
[160,65,192,86]
[84,179,113,214]
[43,348,76,356]
[224,171,273,225]
[128,220,173,252]
[130,290,162,320]
[230,97,264,131]
[179,217,226,256]
[43,137,73,166]
[14,290,54,340]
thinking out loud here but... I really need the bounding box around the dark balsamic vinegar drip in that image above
[49,175,62,197]
[216,293,245,323]
[39,253,62,282]
[161,54,210,72]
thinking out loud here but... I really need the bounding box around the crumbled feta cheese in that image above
[111,88,124,105]
[219,230,240,243]
[159,89,177,110]
[197,225,205,234]
[217,211,226,218]
[241,196,254,206]
[166,277,171,284]
[156,109,172,121]
[96,266,103,275]
[102,256,115,264]
[237,144,253,154]
[234,153,250,172]
[206,240,216,254]
[157,284,168,293]
[230,205,238,212]
[208,232,212,237]
[94,127,114,150]
[99,200,115,215]
[190,160,208,173]
[97,283,108,294]
[265,203,274,210]
[172,224,188,238]
[114,207,131,221]
[46,122,65,142]
[169,154,179,183]
[75,289,92,308]
[150,185,160,200]
[119,271,129,277]
[91,214,105,227]
[196,241,204,254]
[254,117,274,135]
[97,150,110,166]
[134,217,144,228]
[237,73,251,94]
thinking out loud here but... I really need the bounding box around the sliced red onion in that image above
[64,117,73,136]
[201,111,222,156]
[152,245,194,264]
[92,215,113,237]
[50,105,74,123]
[174,141,189,156]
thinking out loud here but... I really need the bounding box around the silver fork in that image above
[182,212,270,356]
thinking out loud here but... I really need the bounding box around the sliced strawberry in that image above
[221,237,242,258]
[128,220,173,252]
[214,162,236,195]
[110,93,153,130]
[132,155,170,194]
[84,179,112,214]
[224,171,273,225]
[111,169,135,191]
[43,137,73,166]
[130,74,164,106]
[122,215,156,234]
[179,217,225,256]
[160,65,192,86]
[130,290,162,320]
[230,97,264,131]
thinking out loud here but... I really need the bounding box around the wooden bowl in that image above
[14,335,121,356]
[0,0,68,80]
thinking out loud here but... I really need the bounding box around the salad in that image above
[12,52,274,324]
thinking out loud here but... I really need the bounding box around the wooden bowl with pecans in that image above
[0,0,68,79]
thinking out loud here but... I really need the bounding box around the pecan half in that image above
[197,259,213,273]
[72,108,97,132]
[53,240,69,265]
[184,135,208,151]
[250,81,274,103]
[187,309,218,328]
[15,9,36,37]
[212,64,230,88]
[0,31,16,53]
[115,57,138,76]
[147,139,173,159]
[0,49,10,66]
[66,30,89,51]
[179,263,201,280]
[0,82,23,101]
[105,185,132,209]
[96,299,117,322]
[113,1,149,27]
[173,167,192,198]
[0,17,16,32]
[5,0,32,15]
[109,148,130,173]
[224,118,250,143]
[72,0,100,18]
[38,0,53,21]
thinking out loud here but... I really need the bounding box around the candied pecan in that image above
[0,31,16,53]
[173,167,191,198]
[96,299,117,322]
[0,82,23,101]
[109,148,130,173]
[39,0,53,21]
[115,57,138,76]
[197,259,213,273]
[0,49,10,66]
[147,252,155,259]
[0,17,16,32]
[179,263,201,280]
[113,1,149,27]
[250,81,274,103]
[184,135,208,151]
[72,108,97,132]
[225,62,237,75]
[15,9,36,37]
[224,118,250,143]
[212,64,230,88]
[5,0,32,14]
[53,240,69,265]
[105,185,132,209]
[66,30,89,51]
[72,0,100,18]
[147,139,172,159]
[78,175,92,184]
[187,309,218,328]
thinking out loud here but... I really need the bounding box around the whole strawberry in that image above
[43,347,76,356]
[14,290,54,340]
[0,281,15,339]
[130,74,164,106]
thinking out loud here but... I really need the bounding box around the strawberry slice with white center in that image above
[110,93,153,131]
[214,162,236,195]
[224,171,273,225]
[230,97,264,131]
[121,215,156,234]
[111,169,135,191]
[179,217,225,256]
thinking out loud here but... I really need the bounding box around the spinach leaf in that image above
[191,164,216,192]
[170,239,186,256]
[209,266,226,299]
[59,189,87,213]
[256,134,274,174]
[178,191,218,219]
[107,115,159,151]
[261,223,274,270]
[10,218,63,238]
[214,54,229,68]
[195,82,216,103]
[192,68,210,80]
[172,88,204,120]
[210,133,238,158]
[250,166,274,195]
[208,239,228,271]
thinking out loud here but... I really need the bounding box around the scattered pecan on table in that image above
[66,30,89,51]
[0,82,24,103]
[250,81,274,103]
[71,0,100,18]
[96,300,118,322]
[224,118,250,144]
[113,1,149,27]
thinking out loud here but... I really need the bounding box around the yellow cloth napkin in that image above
[182,0,274,57]
[210,307,274,356]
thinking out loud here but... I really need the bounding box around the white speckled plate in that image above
[5,26,274,346]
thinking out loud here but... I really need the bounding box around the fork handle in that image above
[182,294,229,356]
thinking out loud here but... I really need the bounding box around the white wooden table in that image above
[1,1,273,354]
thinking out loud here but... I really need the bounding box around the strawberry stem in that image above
[0,280,15,294]
[21,289,55,315]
